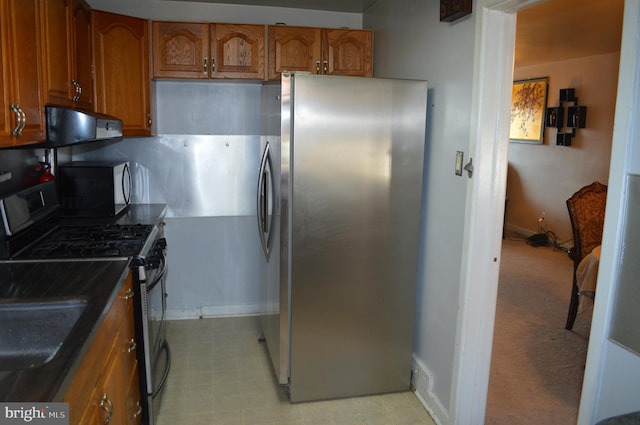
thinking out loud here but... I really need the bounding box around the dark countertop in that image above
[59,203,168,228]
[0,204,167,402]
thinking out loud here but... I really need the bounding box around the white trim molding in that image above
[450,1,543,424]
[412,354,447,425]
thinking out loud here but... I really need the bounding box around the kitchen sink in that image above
[0,299,87,370]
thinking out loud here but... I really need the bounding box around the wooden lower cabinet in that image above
[64,274,141,425]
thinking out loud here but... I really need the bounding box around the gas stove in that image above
[0,182,153,261]
[18,224,154,260]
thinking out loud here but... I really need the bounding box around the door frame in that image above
[451,0,637,423]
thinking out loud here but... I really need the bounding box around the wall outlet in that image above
[538,211,546,223]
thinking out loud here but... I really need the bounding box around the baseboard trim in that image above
[166,304,261,320]
[412,354,448,425]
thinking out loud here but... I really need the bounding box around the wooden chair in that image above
[565,181,607,330]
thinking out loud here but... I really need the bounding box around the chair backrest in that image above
[566,181,608,264]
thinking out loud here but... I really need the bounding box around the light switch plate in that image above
[455,151,464,176]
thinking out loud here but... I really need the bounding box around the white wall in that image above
[86,0,362,28]
[508,53,619,242]
[364,0,477,421]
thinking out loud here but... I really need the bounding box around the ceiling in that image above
[162,0,624,66]
[515,0,624,67]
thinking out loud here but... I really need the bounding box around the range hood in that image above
[45,105,123,147]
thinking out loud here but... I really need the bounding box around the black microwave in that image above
[57,161,131,217]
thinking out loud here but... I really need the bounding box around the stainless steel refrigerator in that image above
[257,73,428,402]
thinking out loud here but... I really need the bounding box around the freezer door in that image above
[285,74,428,402]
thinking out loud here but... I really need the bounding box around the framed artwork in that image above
[509,77,548,144]
[440,0,472,22]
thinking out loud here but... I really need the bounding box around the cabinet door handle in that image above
[72,79,82,102]
[323,60,328,74]
[203,57,207,74]
[18,107,26,135]
[315,61,321,74]
[10,104,24,136]
[124,288,134,300]
[211,58,215,72]
[132,402,142,418]
[127,338,137,353]
[99,394,113,424]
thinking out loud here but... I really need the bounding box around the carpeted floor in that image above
[485,236,593,425]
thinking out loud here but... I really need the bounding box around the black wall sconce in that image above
[545,88,588,146]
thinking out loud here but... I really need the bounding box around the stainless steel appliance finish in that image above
[45,106,122,147]
[71,135,261,218]
[0,182,58,237]
[258,74,428,402]
[132,229,170,425]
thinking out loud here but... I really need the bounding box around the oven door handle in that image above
[146,260,168,293]
[151,340,171,397]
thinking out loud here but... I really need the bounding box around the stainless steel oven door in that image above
[134,236,170,425]
[147,255,167,355]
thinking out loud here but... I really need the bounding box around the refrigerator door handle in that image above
[257,142,275,259]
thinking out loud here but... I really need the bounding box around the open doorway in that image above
[486,0,623,423]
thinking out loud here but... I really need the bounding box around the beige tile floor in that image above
[157,316,436,425]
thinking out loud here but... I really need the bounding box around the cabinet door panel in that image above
[3,0,46,145]
[212,24,265,79]
[101,351,125,425]
[268,26,321,80]
[152,21,209,79]
[93,11,150,136]
[324,29,373,77]
[40,0,74,107]
[73,0,94,110]
[0,1,12,145]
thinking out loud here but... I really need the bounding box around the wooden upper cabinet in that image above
[268,26,321,79]
[211,24,265,79]
[0,0,46,146]
[72,0,95,111]
[152,21,265,80]
[93,10,151,136]
[152,21,209,79]
[268,26,373,80]
[40,0,94,110]
[40,0,74,107]
[324,29,373,77]
[0,2,11,147]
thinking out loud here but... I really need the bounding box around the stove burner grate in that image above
[18,224,154,259]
